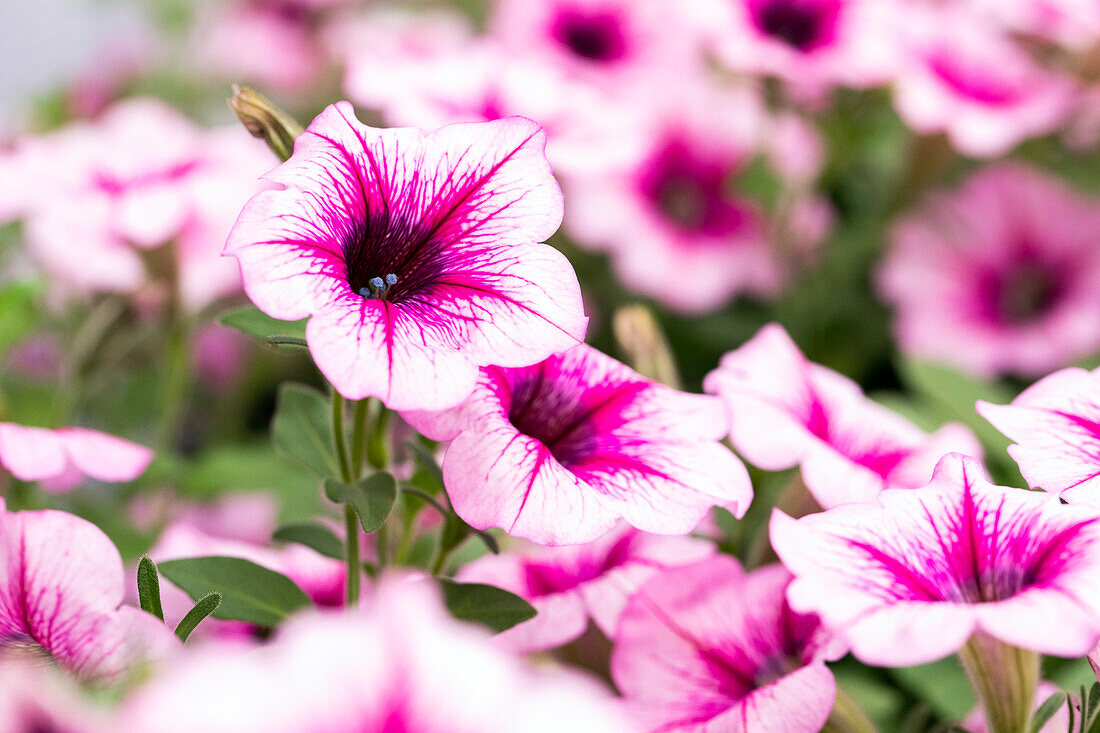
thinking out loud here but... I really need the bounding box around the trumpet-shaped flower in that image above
[224,102,586,410]
[771,453,1100,666]
[405,344,751,545]
[892,5,1076,157]
[611,557,843,732]
[978,366,1100,506]
[877,164,1100,377]
[704,324,980,508]
[0,422,152,494]
[0,501,178,681]
[456,525,714,652]
[122,578,632,733]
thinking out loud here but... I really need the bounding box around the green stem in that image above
[367,402,390,470]
[350,399,368,480]
[375,521,388,567]
[959,632,1039,733]
[332,392,351,482]
[823,686,879,733]
[344,503,360,606]
[156,319,191,450]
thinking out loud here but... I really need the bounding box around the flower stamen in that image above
[359,273,398,300]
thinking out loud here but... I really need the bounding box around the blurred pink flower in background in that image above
[566,82,830,313]
[225,102,586,410]
[878,164,1100,377]
[892,5,1076,157]
[694,0,903,97]
[489,0,700,90]
[0,658,113,733]
[406,344,752,545]
[705,323,981,508]
[456,525,714,652]
[979,366,1100,505]
[122,578,632,732]
[0,98,274,310]
[0,501,178,681]
[969,0,1100,50]
[338,10,640,177]
[0,422,152,493]
[191,324,247,391]
[771,453,1100,665]
[611,556,843,732]
[193,0,351,93]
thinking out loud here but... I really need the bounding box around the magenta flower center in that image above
[977,258,1065,325]
[522,533,635,597]
[341,214,442,302]
[550,8,629,63]
[927,51,1026,106]
[639,140,750,237]
[749,0,841,52]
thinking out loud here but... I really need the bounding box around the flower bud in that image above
[228,85,303,162]
[612,304,680,388]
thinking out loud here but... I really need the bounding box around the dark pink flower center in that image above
[977,257,1066,325]
[927,51,1026,106]
[522,533,636,597]
[550,8,629,63]
[341,214,443,302]
[504,362,646,469]
[748,0,841,52]
[639,140,751,237]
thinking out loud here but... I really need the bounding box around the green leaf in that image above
[272,383,340,478]
[219,305,307,348]
[1030,691,1066,733]
[158,556,312,627]
[889,656,975,721]
[324,472,397,533]
[273,521,343,560]
[174,592,222,642]
[0,280,41,355]
[406,440,444,492]
[437,579,536,633]
[136,556,164,621]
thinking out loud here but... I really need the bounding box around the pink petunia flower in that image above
[692,0,903,95]
[978,366,1100,505]
[405,343,752,546]
[611,556,844,732]
[122,577,632,732]
[0,98,274,311]
[489,0,699,90]
[456,525,714,652]
[224,101,587,410]
[892,5,1076,157]
[0,501,179,681]
[565,81,830,313]
[771,453,1100,666]
[704,323,981,508]
[0,422,152,494]
[0,658,113,732]
[877,164,1100,378]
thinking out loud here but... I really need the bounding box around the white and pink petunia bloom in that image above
[692,0,904,96]
[0,422,152,494]
[565,81,830,313]
[978,366,1100,506]
[771,453,1100,666]
[456,525,715,652]
[338,11,640,177]
[0,501,179,681]
[0,658,114,733]
[611,556,844,732]
[877,164,1100,378]
[0,98,275,311]
[122,577,632,733]
[892,5,1076,157]
[224,101,586,410]
[489,0,700,90]
[704,323,981,509]
[405,343,752,546]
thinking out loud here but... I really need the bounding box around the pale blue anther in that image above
[359,274,398,299]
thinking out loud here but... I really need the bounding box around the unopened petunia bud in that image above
[228,85,303,162]
[612,304,680,388]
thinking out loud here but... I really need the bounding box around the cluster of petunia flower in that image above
[0,87,1099,731]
